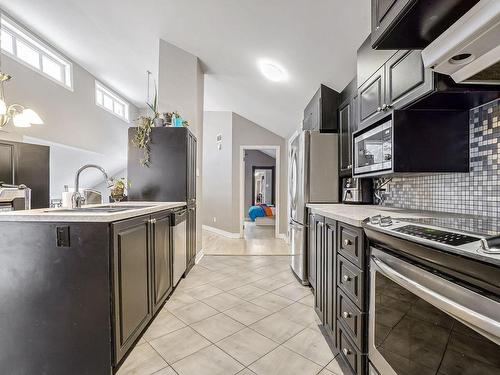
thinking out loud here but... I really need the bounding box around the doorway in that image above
[240,146,280,239]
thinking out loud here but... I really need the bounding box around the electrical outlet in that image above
[213,217,217,223]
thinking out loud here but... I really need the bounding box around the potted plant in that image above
[132,86,160,166]
[109,177,130,202]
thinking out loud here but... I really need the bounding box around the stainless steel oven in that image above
[354,119,392,176]
[369,247,500,375]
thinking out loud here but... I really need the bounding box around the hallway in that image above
[117,255,345,375]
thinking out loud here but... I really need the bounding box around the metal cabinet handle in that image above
[377,107,382,112]
[342,311,352,319]
[343,348,351,356]
[343,275,352,282]
[381,104,388,111]
[343,239,352,246]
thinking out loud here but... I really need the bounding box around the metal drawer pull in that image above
[343,239,352,246]
[343,348,351,356]
[342,311,352,319]
[343,275,352,282]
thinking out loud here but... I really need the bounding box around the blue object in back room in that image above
[248,205,266,221]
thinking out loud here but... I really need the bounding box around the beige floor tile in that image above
[272,283,312,301]
[250,277,289,292]
[271,270,298,284]
[283,328,335,366]
[224,302,273,326]
[297,293,315,307]
[211,277,253,291]
[249,293,294,313]
[149,326,211,364]
[176,275,210,290]
[172,345,244,375]
[318,369,336,375]
[249,346,322,375]
[117,343,168,375]
[185,284,224,300]
[279,302,320,326]
[217,328,278,366]
[152,367,178,375]
[229,284,268,301]
[143,311,186,341]
[250,312,306,343]
[191,313,245,342]
[202,292,246,311]
[136,337,146,346]
[169,301,218,324]
[164,293,199,311]
[326,357,345,375]
[237,369,257,375]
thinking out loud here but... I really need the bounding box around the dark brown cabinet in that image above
[358,65,386,128]
[308,212,319,289]
[314,217,325,320]
[186,205,197,272]
[324,218,337,342]
[112,210,173,365]
[151,211,173,314]
[303,85,340,133]
[187,132,197,206]
[339,78,358,176]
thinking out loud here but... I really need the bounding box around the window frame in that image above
[95,81,130,122]
[0,14,74,90]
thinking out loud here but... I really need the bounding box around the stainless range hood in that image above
[422,0,500,85]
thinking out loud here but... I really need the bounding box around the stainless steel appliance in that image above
[289,130,339,284]
[0,184,31,211]
[342,177,373,204]
[172,208,187,286]
[353,119,392,176]
[365,216,500,375]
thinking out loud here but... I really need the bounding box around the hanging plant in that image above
[132,83,159,167]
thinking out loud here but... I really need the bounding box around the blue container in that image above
[174,117,183,127]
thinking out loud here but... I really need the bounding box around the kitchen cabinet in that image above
[324,218,337,343]
[187,132,197,206]
[186,205,197,272]
[339,77,358,176]
[151,211,173,314]
[358,65,386,129]
[112,215,153,365]
[303,84,340,133]
[307,212,318,289]
[371,0,481,50]
[314,216,325,320]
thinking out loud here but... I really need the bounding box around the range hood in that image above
[422,0,500,85]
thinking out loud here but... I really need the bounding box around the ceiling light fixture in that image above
[259,60,287,82]
[0,13,43,129]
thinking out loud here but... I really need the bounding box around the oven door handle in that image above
[372,254,500,345]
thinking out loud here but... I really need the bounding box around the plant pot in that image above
[111,187,125,202]
[153,118,165,127]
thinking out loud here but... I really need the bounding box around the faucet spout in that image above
[72,164,109,208]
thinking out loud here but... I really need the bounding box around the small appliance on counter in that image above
[0,184,31,211]
[342,177,373,204]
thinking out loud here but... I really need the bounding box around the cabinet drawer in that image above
[338,223,364,268]
[337,288,365,350]
[337,321,366,375]
[337,255,365,310]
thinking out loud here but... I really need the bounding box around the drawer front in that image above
[337,255,365,310]
[338,223,364,268]
[337,321,366,375]
[337,288,365,350]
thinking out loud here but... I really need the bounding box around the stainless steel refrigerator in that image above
[289,130,339,284]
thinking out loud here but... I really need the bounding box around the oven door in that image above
[369,247,500,375]
[353,120,392,176]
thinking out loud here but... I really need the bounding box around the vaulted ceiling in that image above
[0,0,370,137]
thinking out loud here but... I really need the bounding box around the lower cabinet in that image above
[111,210,173,365]
[186,205,197,273]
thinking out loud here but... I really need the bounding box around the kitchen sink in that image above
[45,205,155,213]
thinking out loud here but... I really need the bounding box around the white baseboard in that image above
[195,249,205,264]
[202,225,241,239]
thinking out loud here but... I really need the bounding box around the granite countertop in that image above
[306,203,447,227]
[0,201,187,222]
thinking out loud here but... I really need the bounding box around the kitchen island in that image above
[0,202,185,375]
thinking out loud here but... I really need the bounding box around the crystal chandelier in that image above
[0,14,43,128]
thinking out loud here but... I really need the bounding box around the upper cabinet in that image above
[339,77,358,176]
[371,0,481,50]
[303,85,340,133]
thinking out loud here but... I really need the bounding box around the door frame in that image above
[251,166,276,206]
[239,145,280,239]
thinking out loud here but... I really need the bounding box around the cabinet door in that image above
[358,65,386,129]
[0,142,14,185]
[112,215,152,365]
[304,90,320,131]
[385,49,434,110]
[187,133,197,205]
[151,211,172,314]
[307,213,316,289]
[324,219,337,343]
[339,102,351,173]
[314,217,325,321]
[186,206,197,272]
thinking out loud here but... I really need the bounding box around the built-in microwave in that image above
[353,119,392,177]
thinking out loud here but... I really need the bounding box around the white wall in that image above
[0,50,138,201]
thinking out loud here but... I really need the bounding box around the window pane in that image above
[0,30,14,54]
[103,94,113,111]
[96,90,103,106]
[114,102,124,117]
[42,55,63,81]
[16,40,40,68]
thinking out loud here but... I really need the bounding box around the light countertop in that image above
[306,203,442,227]
[0,201,186,223]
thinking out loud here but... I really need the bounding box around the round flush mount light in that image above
[259,60,287,82]
[449,53,475,65]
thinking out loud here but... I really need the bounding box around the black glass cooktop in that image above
[392,225,478,246]
[398,217,500,237]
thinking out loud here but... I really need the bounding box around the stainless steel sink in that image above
[45,205,155,213]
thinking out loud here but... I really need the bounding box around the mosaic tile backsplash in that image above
[379,99,499,220]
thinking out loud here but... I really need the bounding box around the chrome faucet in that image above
[72,164,109,208]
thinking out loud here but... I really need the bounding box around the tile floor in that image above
[118,255,346,375]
